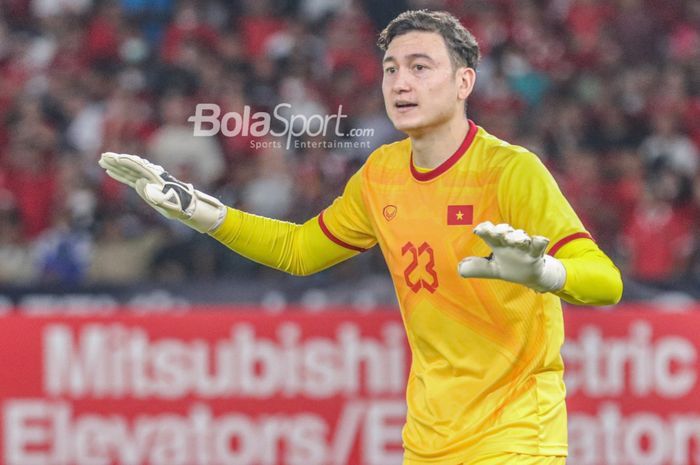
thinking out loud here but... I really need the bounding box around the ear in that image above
[456,67,476,101]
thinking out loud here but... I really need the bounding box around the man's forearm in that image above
[210,207,358,276]
[554,240,623,305]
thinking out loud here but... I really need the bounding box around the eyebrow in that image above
[382,53,437,65]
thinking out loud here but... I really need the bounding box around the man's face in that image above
[382,31,469,136]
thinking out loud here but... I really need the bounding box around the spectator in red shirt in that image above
[621,168,694,284]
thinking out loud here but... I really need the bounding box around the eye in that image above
[413,64,427,71]
[384,66,397,74]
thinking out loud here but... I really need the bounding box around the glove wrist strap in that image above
[535,255,567,293]
[186,190,227,233]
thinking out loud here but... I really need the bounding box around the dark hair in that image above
[377,10,480,71]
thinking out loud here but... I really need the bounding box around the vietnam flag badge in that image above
[447,205,473,225]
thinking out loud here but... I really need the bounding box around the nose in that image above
[391,68,411,94]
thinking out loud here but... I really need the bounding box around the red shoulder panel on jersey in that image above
[318,210,368,253]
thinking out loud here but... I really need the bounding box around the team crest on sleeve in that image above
[447,205,473,225]
[383,205,397,221]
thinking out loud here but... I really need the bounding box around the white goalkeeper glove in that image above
[98,152,227,233]
[457,221,566,293]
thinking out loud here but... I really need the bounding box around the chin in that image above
[390,116,425,134]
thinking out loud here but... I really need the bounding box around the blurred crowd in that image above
[0,0,699,297]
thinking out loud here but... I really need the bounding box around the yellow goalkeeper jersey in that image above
[320,121,588,462]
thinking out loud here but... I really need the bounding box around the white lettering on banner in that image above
[3,400,405,465]
[562,321,697,397]
[569,403,700,465]
[329,401,364,465]
[364,402,405,465]
[43,322,406,399]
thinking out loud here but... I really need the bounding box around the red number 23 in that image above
[401,241,439,293]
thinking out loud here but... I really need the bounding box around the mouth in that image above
[394,101,418,112]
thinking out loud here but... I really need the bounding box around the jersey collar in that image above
[410,119,478,182]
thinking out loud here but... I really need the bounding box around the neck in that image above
[410,117,470,170]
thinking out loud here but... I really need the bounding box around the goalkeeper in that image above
[99,10,621,465]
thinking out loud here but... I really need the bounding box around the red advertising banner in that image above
[564,307,700,465]
[1,305,699,465]
[0,309,409,465]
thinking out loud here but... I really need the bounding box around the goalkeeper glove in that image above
[98,152,227,233]
[457,221,566,293]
